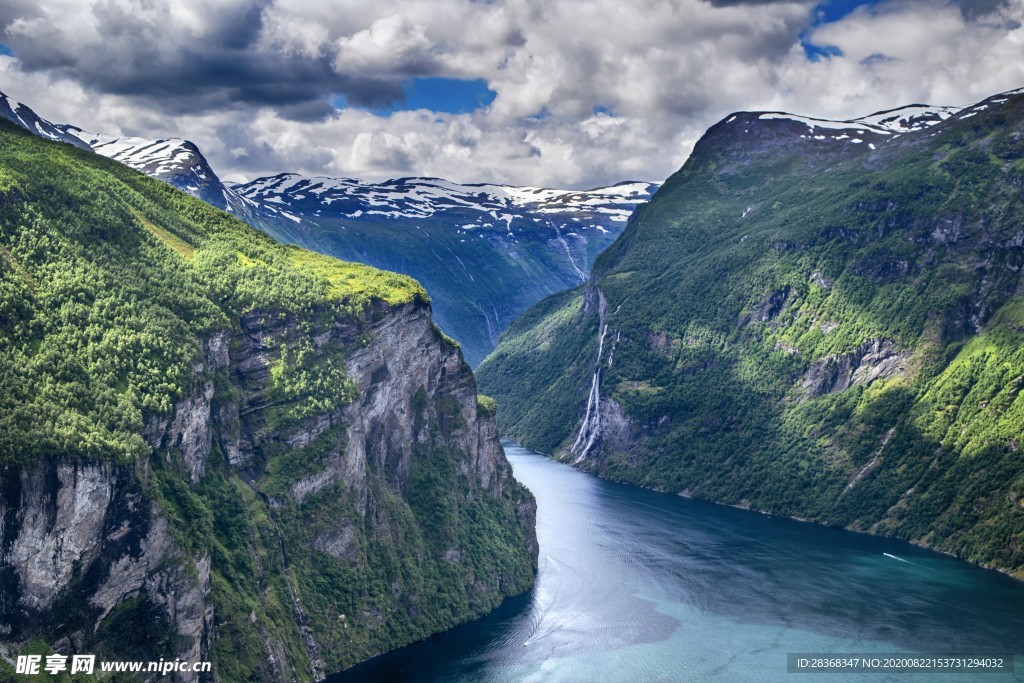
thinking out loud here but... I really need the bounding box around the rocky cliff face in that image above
[0,459,213,681]
[1,297,536,682]
[0,118,536,680]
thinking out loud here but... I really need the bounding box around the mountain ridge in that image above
[478,85,1024,578]
[0,88,656,364]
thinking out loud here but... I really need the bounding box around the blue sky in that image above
[334,77,496,116]
[801,0,885,61]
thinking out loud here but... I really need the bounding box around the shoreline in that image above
[504,439,1024,585]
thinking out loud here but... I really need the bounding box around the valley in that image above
[0,91,656,365]
[4,69,1024,682]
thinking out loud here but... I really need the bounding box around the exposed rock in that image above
[1,299,536,682]
[754,286,792,323]
[800,338,910,398]
[0,461,211,682]
[851,252,911,280]
[776,341,799,355]
[145,331,232,483]
[648,331,675,354]
[313,526,358,561]
[931,213,964,244]
[597,397,637,453]
[167,381,215,483]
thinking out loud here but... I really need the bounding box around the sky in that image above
[0,0,1022,189]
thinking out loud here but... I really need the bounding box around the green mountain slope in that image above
[0,119,536,680]
[246,210,612,368]
[2,89,655,368]
[235,178,655,367]
[478,89,1024,577]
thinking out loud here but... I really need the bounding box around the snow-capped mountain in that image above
[701,93,1024,163]
[0,92,233,210]
[850,104,962,132]
[234,174,658,364]
[0,93,92,150]
[0,89,656,364]
[756,103,961,137]
[59,126,236,210]
[233,173,654,234]
[742,95,1024,148]
[4,86,1020,363]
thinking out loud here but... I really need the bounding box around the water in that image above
[328,442,1024,682]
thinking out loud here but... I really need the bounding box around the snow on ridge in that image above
[759,102,966,142]
[759,112,888,134]
[62,127,202,175]
[585,181,658,196]
[853,104,961,132]
[232,172,658,223]
[0,92,94,151]
[1,90,231,202]
[1,95,32,131]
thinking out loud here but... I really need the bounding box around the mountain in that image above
[0,92,92,150]
[0,118,536,680]
[234,174,657,365]
[60,127,239,211]
[0,90,656,366]
[477,88,1024,577]
[0,92,236,211]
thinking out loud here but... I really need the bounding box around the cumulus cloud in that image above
[772,0,1024,115]
[1,0,1023,188]
[334,14,437,77]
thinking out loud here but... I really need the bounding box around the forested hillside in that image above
[0,119,536,681]
[479,88,1024,577]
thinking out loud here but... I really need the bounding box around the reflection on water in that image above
[328,443,1024,682]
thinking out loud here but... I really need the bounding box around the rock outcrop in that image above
[0,460,212,680]
[798,338,911,399]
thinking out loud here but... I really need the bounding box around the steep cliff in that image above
[478,88,1024,577]
[0,119,536,681]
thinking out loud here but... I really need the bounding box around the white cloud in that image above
[795,0,1024,110]
[334,14,436,76]
[1,0,1023,188]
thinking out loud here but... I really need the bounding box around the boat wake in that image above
[883,552,924,568]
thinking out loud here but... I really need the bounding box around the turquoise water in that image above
[328,443,1024,682]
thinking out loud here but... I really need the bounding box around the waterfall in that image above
[571,290,610,463]
[607,331,620,368]
[549,220,587,282]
